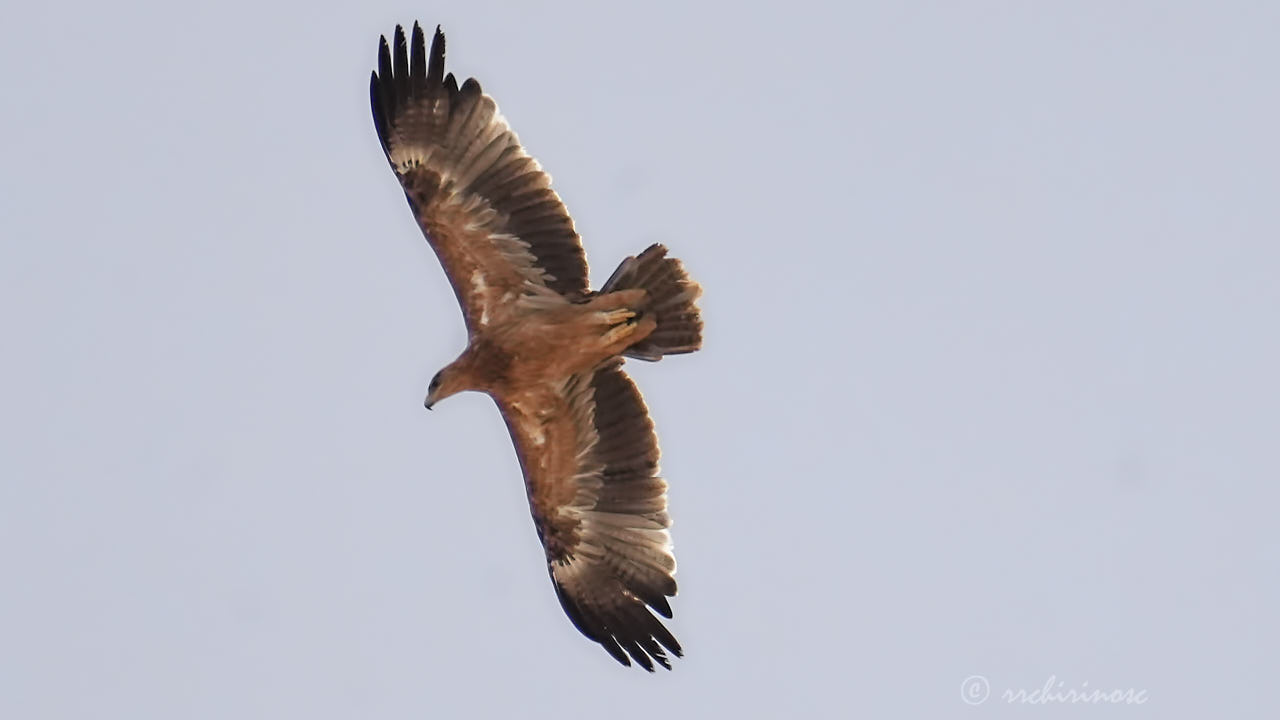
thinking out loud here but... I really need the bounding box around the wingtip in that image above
[602,637,632,668]
[370,57,390,151]
[376,33,391,78]
[426,22,446,88]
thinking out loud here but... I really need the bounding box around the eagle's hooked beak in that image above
[425,370,444,411]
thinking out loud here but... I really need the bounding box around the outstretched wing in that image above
[370,23,589,334]
[497,360,681,671]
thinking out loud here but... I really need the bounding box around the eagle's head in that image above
[423,369,447,410]
[424,359,470,410]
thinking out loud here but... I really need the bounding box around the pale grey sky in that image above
[2,1,1277,718]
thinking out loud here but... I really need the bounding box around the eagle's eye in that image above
[428,373,442,392]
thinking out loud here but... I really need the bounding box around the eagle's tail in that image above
[600,244,703,361]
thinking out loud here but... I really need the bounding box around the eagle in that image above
[369,23,703,671]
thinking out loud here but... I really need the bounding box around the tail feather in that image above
[601,244,703,361]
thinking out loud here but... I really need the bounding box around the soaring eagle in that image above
[369,23,703,670]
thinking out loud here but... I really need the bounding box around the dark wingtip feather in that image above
[409,23,427,95]
[392,25,410,100]
[426,23,446,89]
[459,76,483,97]
[653,620,683,658]
[649,594,673,619]
[638,636,673,670]
[370,71,389,153]
[377,34,392,80]
[371,34,395,152]
[624,639,656,672]
[602,637,631,668]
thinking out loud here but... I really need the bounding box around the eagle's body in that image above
[439,289,654,400]
[369,23,703,671]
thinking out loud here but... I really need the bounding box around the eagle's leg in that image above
[601,317,648,347]
[587,289,656,353]
[599,308,637,325]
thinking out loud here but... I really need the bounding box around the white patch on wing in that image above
[470,270,490,326]
[389,142,434,173]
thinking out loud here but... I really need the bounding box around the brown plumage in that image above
[369,23,703,671]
